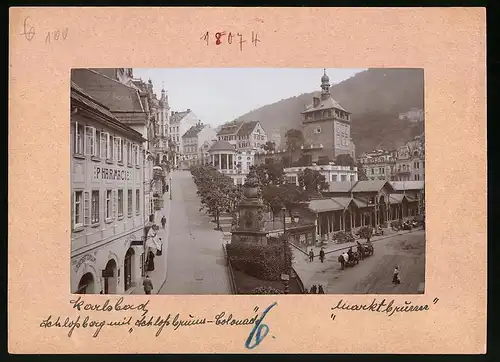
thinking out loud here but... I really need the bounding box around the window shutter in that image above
[83,191,90,225]
[71,191,75,229]
[92,127,97,156]
[113,189,117,219]
[84,126,88,155]
[100,132,106,159]
[74,121,79,154]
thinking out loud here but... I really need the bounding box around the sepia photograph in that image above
[70,67,425,296]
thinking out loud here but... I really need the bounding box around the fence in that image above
[222,244,237,295]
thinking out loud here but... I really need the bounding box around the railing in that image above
[222,244,237,295]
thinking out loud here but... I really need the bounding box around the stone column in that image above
[218,153,221,170]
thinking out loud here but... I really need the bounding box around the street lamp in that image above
[169,177,172,200]
[281,206,289,294]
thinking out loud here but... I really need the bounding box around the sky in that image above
[133,68,366,128]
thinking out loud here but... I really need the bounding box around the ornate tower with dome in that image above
[301,69,355,162]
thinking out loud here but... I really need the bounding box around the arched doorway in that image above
[379,195,387,226]
[103,259,117,294]
[162,155,168,164]
[124,248,135,291]
[76,272,95,294]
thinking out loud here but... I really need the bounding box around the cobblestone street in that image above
[158,171,231,294]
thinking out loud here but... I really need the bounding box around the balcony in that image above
[396,169,411,175]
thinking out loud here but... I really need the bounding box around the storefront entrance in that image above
[103,259,117,294]
[76,272,95,294]
[124,248,135,291]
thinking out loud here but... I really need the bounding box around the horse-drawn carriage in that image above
[338,251,360,269]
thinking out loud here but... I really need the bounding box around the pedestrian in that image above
[309,249,314,262]
[161,215,166,229]
[143,275,153,295]
[310,285,317,294]
[318,285,325,294]
[319,247,325,263]
[393,266,401,285]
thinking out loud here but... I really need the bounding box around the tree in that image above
[356,162,369,181]
[357,226,373,242]
[335,154,355,166]
[285,129,305,152]
[262,141,276,152]
[263,163,285,186]
[297,168,329,195]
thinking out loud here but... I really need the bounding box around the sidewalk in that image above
[132,189,171,295]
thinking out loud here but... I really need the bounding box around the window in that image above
[101,132,109,159]
[73,191,83,228]
[117,189,124,218]
[128,190,133,217]
[127,141,132,165]
[105,190,112,220]
[109,135,115,161]
[341,175,347,182]
[136,189,140,214]
[74,122,84,155]
[116,137,123,163]
[350,175,355,181]
[371,168,374,175]
[85,126,96,156]
[331,175,337,182]
[95,131,101,158]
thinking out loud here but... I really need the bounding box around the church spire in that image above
[321,69,330,99]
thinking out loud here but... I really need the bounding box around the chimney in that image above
[187,108,191,112]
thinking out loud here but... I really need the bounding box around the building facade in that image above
[182,123,217,167]
[395,134,425,181]
[283,165,358,186]
[216,120,268,152]
[357,149,398,181]
[301,69,356,162]
[71,68,160,223]
[398,108,424,123]
[70,82,147,295]
[169,110,200,168]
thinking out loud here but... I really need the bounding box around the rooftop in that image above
[182,124,205,138]
[71,69,144,113]
[217,120,244,136]
[301,92,348,114]
[208,140,236,152]
[171,110,190,124]
[236,121,258,137]
[389,181,425,191]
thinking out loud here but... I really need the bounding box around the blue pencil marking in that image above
[245,302,277,349]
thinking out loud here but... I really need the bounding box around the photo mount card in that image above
[8,7,486,354]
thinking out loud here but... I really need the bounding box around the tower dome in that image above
[321,68,329,83]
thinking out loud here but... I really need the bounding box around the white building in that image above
[207,140,258,185]
[182,122,217,167]
[395,134,425,182]
[216,120,268,151]
[283,164,358,186]
[169,110,199,167]
[70,82,147,295]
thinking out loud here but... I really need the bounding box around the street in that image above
[159,171,231,294]
[294,229,426,294]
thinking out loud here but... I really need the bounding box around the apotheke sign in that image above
[93,166,132,181]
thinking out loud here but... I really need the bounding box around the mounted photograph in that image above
[70,67,425,296]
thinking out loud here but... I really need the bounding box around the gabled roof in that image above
[308,199,344,213]
[208,140,235,152]
[217,121,243,136]
[389,194,405,204]
[332,197,353,209]
[301,93,348,114]
[182,124,205,138]
[236,121,258,137]
[71,69,144,112]
[70,82,145,142]
[352,196,376,208]
[171,111,190,124]
[327,181,355,193]
[389,181,425,191]
[351,180,395,193]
